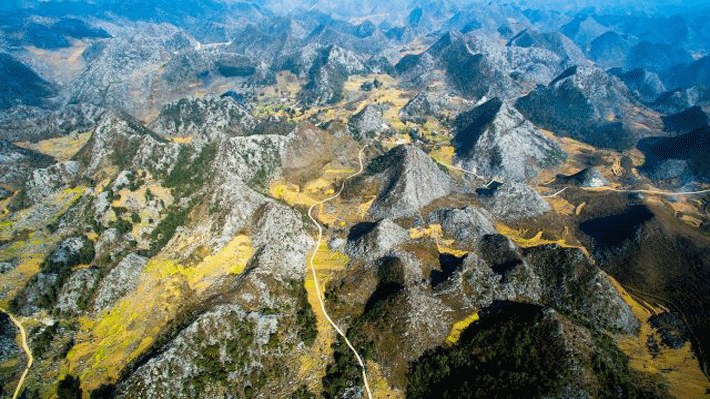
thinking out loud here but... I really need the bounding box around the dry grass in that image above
[14,132,92,162]
[67,271,186,391]
[446,313,480,344]
[24,41,87,84]
[0,187,86,307]
[409,223,468,257]
[496,222,589,257]
[67,232,254,391]
[367,361,405,399]
[533,129,645,189]
[608,277,710,399]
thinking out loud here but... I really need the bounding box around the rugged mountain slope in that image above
[149,95,255,147]
[452,98,566,181]
[63,26,181,119]
[367,145,451,219]
[561,14,610,50]
[515,65,655,150]
[297,45,367,106]
[73,111,177,178]
[507,28,588,66]
[396,31,572,101]
[573,191,710,378]
[637,126,710,186]
[399,91,454,124]
[612,68,666,104]
[0,140,55,190]
[626,42,693,73]
[651,87,710,115]
[2,3,710,398]
[661,106,709,135]
[663,56,710,91]
[589,31,633,68]
[0,53,56,110]
[0,103,106,142]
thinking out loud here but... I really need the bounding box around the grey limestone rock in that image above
[93,253,147,313]
[249,202,314,281]
[297,44,368,106]
[0,259,18,274]
[368,145,451,219]
[55,267,101,316]
[149,95,256,148]
[399,91,453,124]
[344,219,410,261]
[515,65,647,150]
[0,187,11,200]
[13,235,94,315]
[214,134,290,190]
[549,167,610,189]
[0,140,55,190]
[652,86,710,115]
[0,103,106,142]
[115,305,261,399]
[0,313,19,363]
[453,98,566,182]
[75,111,161,177]
[489,182,551,222]
[614,68,666,104]
[436,234,542,312]
[435,206,497,248]
[348,104,390,139]
[24,161,81,206]
[507,28,588,66]
[524,244,640,334]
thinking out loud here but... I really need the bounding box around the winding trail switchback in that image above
[307,143,373,399]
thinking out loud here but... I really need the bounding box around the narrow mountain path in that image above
[307,143,373,399]
[0,308,33,399]
[435,159,710,198]
[543,186,710,199]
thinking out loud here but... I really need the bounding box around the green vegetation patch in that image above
[406,301,670,399]
[149,201,195,255]
[163,143,216,198]
[290,280,317,346]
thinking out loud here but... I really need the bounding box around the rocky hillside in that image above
[515,65,654,150]
[0,53,57,111]
[149,95,255,147]
[452,98,566,182]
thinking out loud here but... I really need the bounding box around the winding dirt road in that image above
[435,159,710,198]
[0,308,33,399]
[307,144,373,399]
